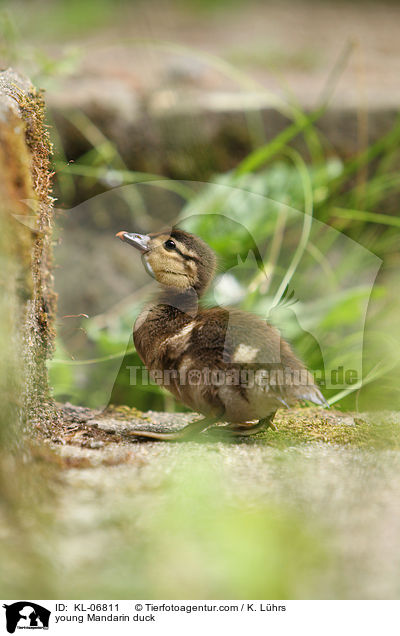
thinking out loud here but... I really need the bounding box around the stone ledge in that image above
[50,83,399,179]
[47,403,400,470]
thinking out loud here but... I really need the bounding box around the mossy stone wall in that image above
[0,68,56,444]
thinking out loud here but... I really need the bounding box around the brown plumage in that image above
[116,228,326,440]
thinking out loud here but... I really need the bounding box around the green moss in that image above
[254,407,400,450]
[103,404,149,420]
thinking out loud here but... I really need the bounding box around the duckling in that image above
[116,228,327,440]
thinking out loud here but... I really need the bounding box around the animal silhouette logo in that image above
[2,602,50,633]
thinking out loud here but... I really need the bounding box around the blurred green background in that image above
[1,0,400,601]
[3,0,393,414]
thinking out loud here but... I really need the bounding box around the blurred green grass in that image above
[7,4,392,415]
[48,107,400,413]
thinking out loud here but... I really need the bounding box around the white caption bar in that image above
[1,600,399,635]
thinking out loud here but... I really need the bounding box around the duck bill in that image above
[115,231,150,253]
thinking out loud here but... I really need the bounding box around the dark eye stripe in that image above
[165,238,198,262]
[175,247,199,262]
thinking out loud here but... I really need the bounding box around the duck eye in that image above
[164,239,176,251]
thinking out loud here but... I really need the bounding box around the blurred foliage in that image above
[1,0,400,605]
[1,0,129,41]
[49,131,400,412]
[2,0,399,416]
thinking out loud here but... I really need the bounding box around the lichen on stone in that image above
[0,68,57,440]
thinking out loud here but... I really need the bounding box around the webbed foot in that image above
[125,414,222,441]
[211,411,278,436]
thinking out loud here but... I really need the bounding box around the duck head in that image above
[116,228,217,296]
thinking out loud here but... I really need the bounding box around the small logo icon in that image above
[2,602,50,634]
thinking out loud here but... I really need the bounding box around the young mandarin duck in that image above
[116,228,327,440]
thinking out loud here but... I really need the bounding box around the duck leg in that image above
[215,411,278,436]
[125,414,223,442]
[259,412,278,431]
